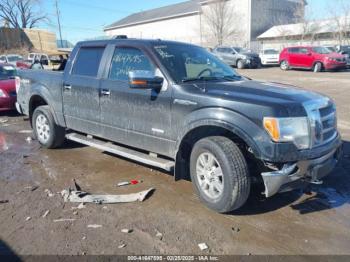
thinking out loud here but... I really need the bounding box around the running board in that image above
[66,133,175,172]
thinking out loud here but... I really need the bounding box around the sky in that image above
[39,0,342,44]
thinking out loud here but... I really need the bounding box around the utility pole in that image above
[55,0,63,48]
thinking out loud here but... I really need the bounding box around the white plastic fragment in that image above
[198,243,209,251]
[118,243,127,249]
[45,189,54,197]
[53,219,76,223]
[121,229,133,234]
[42,210,50,218]
[0,118,8,124]
[87,224,102,229]
[156,231,163,240]
[26,137,32,143]
[19,130,32,134]
[25,216,31,221]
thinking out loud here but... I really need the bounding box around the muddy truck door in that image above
[99,44,174,156]
[62,45,106,136]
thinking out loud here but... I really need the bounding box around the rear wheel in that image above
[280,60,289,71]
[32,106,66,149]
[190,136,250,213]
[313,62,323,73]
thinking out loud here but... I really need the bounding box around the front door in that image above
[99,45,174,156]
[63,46,105,136]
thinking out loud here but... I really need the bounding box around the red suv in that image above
[279,46,347,72]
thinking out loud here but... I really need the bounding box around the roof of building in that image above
[257,16,350,39]
[104,0,202,31]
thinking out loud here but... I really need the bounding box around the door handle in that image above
[101,89,111,96]
[64,85,72,91]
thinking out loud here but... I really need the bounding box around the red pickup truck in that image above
[279,46,347,72]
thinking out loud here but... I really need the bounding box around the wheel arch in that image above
[174,120,261,181]
[29,95,57,127]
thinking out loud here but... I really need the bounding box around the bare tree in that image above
[0,0,47,29]
[328,0,350,45]
[202,0,242,46]
[294,5,320,44]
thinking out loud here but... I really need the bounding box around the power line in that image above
[56,0,130,14]
[55,0,64,47]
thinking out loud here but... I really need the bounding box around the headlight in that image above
[263,117,310,149]
[326,57,337,62]
[0,89,7,97]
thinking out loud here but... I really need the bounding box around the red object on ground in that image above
[0,80,16,112]
[279,46,347,71]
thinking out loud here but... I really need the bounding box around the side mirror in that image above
[128,70,164,89]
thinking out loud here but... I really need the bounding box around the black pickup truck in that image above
[16,39,342,213]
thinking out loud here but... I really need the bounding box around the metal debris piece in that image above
[0,200,9,204]
[53,219,76,223]
[87,224,102,229]
[121,229,133,234]
[156,231,163,240]
[45,189,54,197]
[198,243,209,251]
[117,180,143,187]
[61,188,154,204]
[118,243,127,249]
[42,210,50,218]
[26,217,31,221]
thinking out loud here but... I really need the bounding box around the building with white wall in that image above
[104,0,306,49]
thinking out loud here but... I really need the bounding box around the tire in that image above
[313,62,322,73]
[32,105,66,149]
[237,60,245,69]
[190,136,250,213]
[280,60,289,71]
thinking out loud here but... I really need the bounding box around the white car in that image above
[259,49,280,66]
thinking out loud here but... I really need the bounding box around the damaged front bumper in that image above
[261,145,342,197]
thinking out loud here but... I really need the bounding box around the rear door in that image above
[99,44,174,156]
[62,45,105,136]
[288,48,300,66]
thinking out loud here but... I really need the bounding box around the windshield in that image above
[153,43,241,83]
[0,65,17,80]
[312,47,332,54]
[234,47,250,54]
[325,46,337,52]
[264,49,279,55]
[7,55,23,62]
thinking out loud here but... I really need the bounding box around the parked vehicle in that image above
[259,49,280,66]
[0,54,24,67]
[0,64,18,111]
[17,52,70,71]
[279,46,347,72]
[213,46,261,69]
[16,39,342,213]
[337,46,350,68]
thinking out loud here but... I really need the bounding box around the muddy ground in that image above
[0,67,350,256]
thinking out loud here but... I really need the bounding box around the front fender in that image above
[175,107,271,159]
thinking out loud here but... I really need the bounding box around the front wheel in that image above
[237,60,245,69]
[190,137,250,213]
[313,62,323,73]
[32,105,66,149]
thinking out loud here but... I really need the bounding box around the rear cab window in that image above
[72,47,105,77]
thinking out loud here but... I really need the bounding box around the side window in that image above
[300,48,309,54]
[72,47,105,77]
[108,47,155,81]
[289,48,299,54]
[216,48,224,53]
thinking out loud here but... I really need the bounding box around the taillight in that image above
[15,76,21,93]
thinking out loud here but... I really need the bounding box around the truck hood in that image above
[200,80,325,105]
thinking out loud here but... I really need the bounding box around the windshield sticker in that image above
[154,46,174,59]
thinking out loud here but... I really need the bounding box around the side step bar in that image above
[66,133,175,172]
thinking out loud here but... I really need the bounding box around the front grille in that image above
[336,58,346,62]
[319,104,337,145]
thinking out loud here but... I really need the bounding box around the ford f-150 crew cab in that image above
[16,39,342,213]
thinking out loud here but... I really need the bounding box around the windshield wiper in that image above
[182,76,221,83]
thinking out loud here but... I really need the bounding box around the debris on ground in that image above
[87,224,102,229]
[73,179,82,191]
[53,219,76,223]
[117,180,143,187]
[118,243,127,249]
[0,200,9,204]
[0,118,8,124]
[73,211,78,215]
[19,130,32,134]
[121,228,133,234]
[61,188,154,204]
[26,217,31,221]
[232,227,241,233]
[45,189,54,197]
[26,137,32,143]
[82,236,87,240]
[42,210,50,218]
[24,185,39,192]
[198,243,209,251]
[71,203,86,210]
[156,230,163,240]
